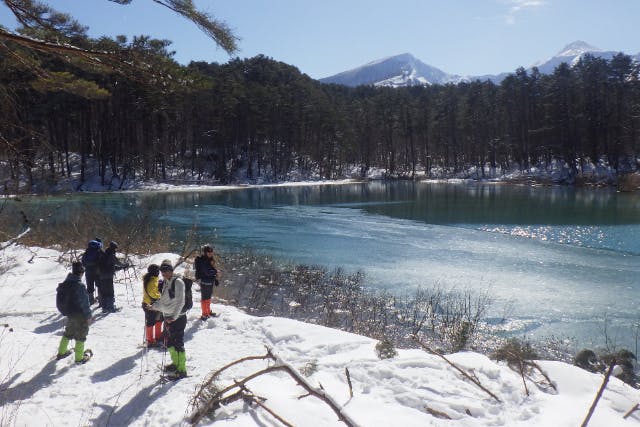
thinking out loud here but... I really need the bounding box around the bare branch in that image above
[624,403,640,419]
[411,335,501,403]
[581,361,616,427]
[190,349,360,427]
[239,383,295,427]
[345,367,353,399]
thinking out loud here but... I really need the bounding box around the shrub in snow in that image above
[600,349,637,387]
[573,349,601,373]
[493,339,538,364]
[574,348,638,387]
[375,338,398,360]
[221,250,493,353]
[450,320,472,352]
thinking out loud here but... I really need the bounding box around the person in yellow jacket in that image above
[142,264,162,347]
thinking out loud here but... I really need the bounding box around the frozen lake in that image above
[25,182,640,350]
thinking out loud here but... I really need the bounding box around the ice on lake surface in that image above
[19,181,640,348]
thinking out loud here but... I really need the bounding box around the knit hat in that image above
[160,259,173,272]
[147,264,160,276]
[72,261,85,275]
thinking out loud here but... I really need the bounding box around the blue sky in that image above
[1,0,639,79]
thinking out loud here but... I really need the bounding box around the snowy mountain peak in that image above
[320,41,636,88]
[365,52,416,66]
[556,40,601,57]
[320,53,461,87]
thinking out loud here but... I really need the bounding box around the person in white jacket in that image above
[151,259,188,380]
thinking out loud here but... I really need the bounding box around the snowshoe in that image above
[76,349,93,364]
[162,371,187,381]
[56,350,72,360]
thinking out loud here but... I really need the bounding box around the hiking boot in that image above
[56,350,72,360]
[200,314,209,321]
[163,363,178,373]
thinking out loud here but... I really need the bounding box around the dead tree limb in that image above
[518,360,529,396]
[425,406,452,420]
[624,403,640,419]
[269,352,359,427]
[0,227,31,251]
[581,362,616,427]
[411,335,501,403]
[191,348,274,409]
[190,349,359,427]
[528,361,557,392]
[345,368,353,399]
[239,384,295,427]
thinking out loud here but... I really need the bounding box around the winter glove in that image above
[214,278,220,287]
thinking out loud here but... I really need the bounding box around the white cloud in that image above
[503,0,547,24]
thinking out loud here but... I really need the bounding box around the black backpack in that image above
[56,281,73,316]
[169,276,193,313]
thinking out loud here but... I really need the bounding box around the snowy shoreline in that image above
[1,244,638,426]
[4,174,638,198]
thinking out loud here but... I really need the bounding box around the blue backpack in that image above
[82,241,101,268]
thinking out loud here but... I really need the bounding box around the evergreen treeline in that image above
[2,38,640,189]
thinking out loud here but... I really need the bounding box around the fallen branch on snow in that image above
[581,361,616,427]
[189,348,358,426]
[411,335,501,403]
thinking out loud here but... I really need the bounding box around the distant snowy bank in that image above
[1,244,639,426]
[1,153,638,194]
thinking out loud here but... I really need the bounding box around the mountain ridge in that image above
[320,41,640,87]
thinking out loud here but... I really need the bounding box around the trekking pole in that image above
[139,325,148,378]
[159,321,170,381]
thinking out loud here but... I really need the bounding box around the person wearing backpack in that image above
[142,264,163,347]
[149,259,189,380]
[194,244,220,320]
[81,239,103,305]
[98,241,129,313]
[56,262,93,364]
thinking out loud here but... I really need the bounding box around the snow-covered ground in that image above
[1,244,638,426]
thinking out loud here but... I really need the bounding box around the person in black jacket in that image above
[194,244,219,320]
[56,262,93,364]
[98,241,129,313]
[80,239,103,305]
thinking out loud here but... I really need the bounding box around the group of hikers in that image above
[55,241,220,381]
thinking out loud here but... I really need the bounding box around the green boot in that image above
[57,336,71,359]
[74,340,85,363]
[165,346,179,372]
[177,351,187,375]
[165,351,187,380]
